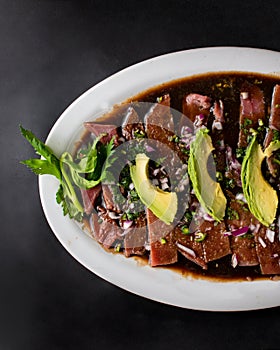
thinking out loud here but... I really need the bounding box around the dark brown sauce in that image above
[84,71,280,282]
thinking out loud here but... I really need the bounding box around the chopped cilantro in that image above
[226,206,240,220]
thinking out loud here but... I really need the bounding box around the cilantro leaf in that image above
[20,126,61,180]
[21,158,61,179]
[20,126,117,222]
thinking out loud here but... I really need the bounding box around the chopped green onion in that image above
[181,225,190,235]
[194,232,207,242]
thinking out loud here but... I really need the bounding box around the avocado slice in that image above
[188,128,227,222]
[241,135,280,227]
[130,153,177,225]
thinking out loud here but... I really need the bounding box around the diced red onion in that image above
[258,236,267,248]
[254,223,261,233]
[108,211,122,220]
[194,115,204,128]
[178,184,185,192]
[249,223,256,232]
[212,120,223,130]
[236,193,247,203]
[181,135,193,144]
[203,213,215,222]
[181,126,193,135]
[218,139,225,150]
[129,183,134,190]
[145,145,155,152]
[153,168,160,176]
[152,179,159,186]
[230,159,241,170]
[175,168,182,176]
[231,253,238,268]
[224,226,249,237]
[122,220,133,230]
[226,145,233,158]
[241,91,249,99]
[176,243,196,258]
[223,231,231,237]
[161,182,169,191]
[266,229,275,243]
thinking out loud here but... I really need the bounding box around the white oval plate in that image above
[39,47,280,311]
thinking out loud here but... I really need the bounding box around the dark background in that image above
[1,0,280,349]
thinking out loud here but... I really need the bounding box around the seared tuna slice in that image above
[84,122,120,145]
[226,195,259,266]
[124,213,147,257]
[264,84,280,177]
[90,213,123,249]
[181,101,230,264]
[176,227,207,269]
[122,106,145,141]
[144,94,174,143]
[238,84,280,273]
[80,184,102,215]
[146,209,177,267]
[254,225,280,274]
[199,221,231,263]
[238,82,265,147]
[194,100,231,262]
[144,94,183,178]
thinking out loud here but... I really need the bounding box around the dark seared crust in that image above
[122,106,145,141]
[200,221,231,263]
[144,94,174,144]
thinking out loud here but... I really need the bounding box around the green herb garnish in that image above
[20,126,116,221]
[181,225,190,235]
[194,232,207,242]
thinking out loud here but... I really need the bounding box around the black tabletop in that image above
[2,1,280,349]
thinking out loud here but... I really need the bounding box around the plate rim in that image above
[39,46,280,311]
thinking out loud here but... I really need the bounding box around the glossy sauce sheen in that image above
[90,72,280,281]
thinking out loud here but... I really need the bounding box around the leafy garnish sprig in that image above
[20,126,116,221]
